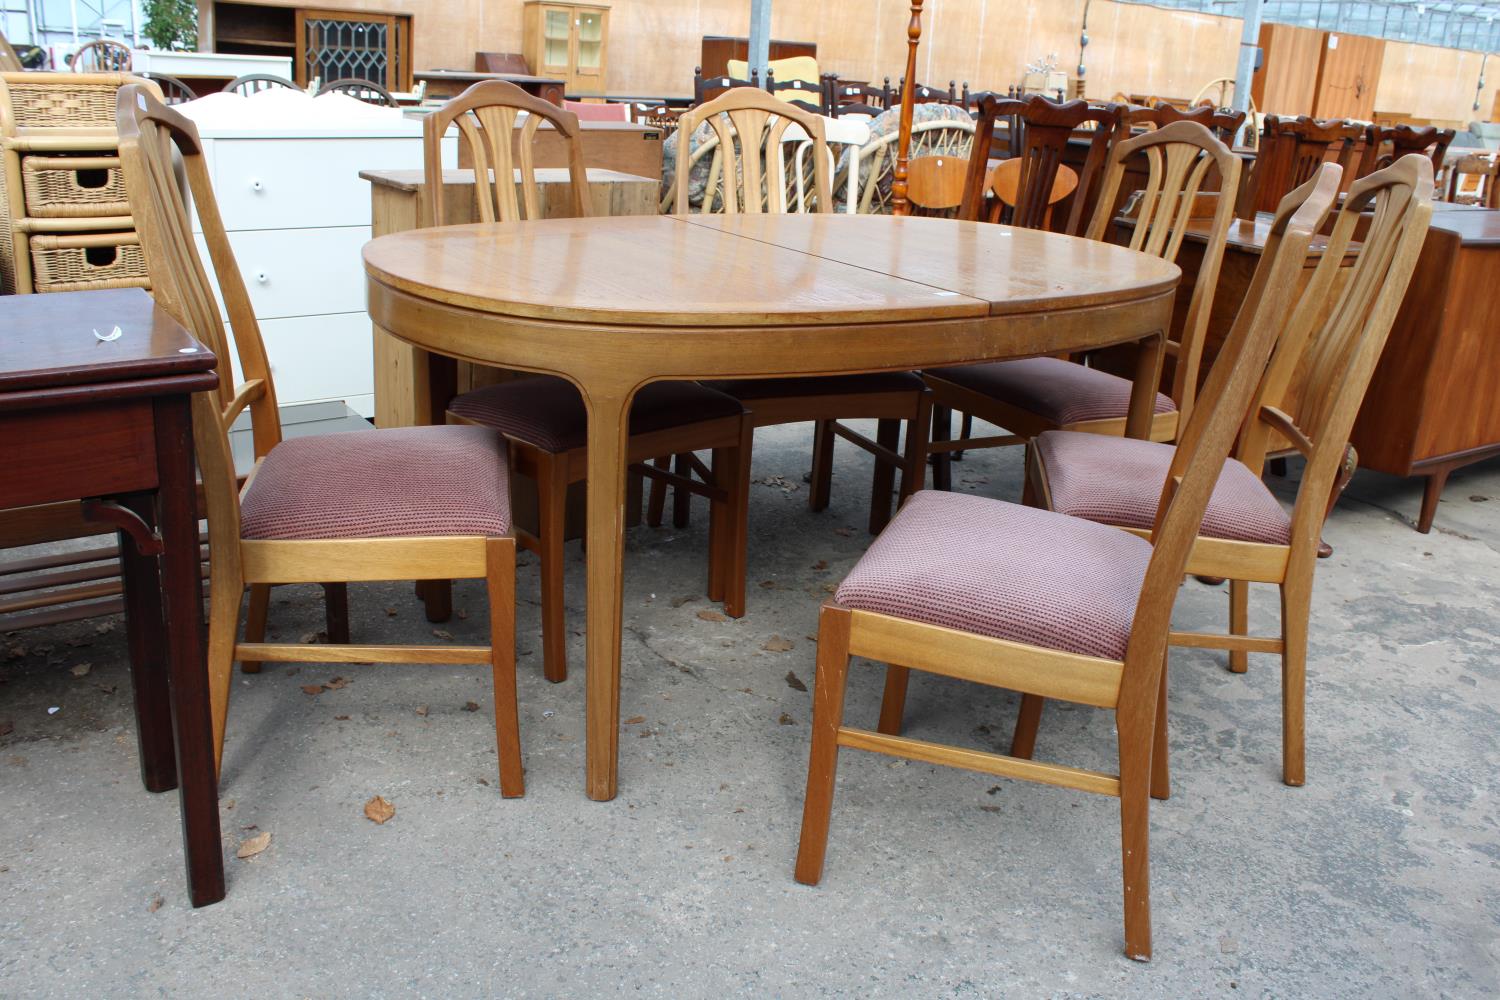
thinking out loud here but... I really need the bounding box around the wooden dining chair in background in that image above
[1242,115,1363,216]
[982,156,1078,229]
[1356,123,1454,180]
[223,74,300,97]
[422,80,751,684]
[903,151,969,216]
[115,85,525,794]
[1125,102,1246,145]
[317,77,399,107]
[1446,153,1499,207]
[70,39,131,73]
[1025,156,1434,788]
[655,86,932,536]
[925,121,1241,487]
[794,155,1339,963]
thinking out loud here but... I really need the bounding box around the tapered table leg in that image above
[154,398,225,907]
[116,491,177,794]
[1124,330,1167,441]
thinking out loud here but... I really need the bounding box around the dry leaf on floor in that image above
[778,713,795,726]
[623,715,646,725]
[384,607,398,617]
[235,831,271,859]
[762,636,794,653]
[833,527,854,537]
[670,595,700,608]
[325,676,349,690]
[334,715,350,721]
[457,609,468,620]
[147,893,164,912]
[758,580,776,589]
[463,701,479,713]
[695,609,727,623]
[811,560,827,571]
[299,631,328,644]
[300,685,325,696]
[784,671,807,692]
[822,583,837,593]
[363,795,395,825]
[94,621,115,635]
[431,629,453,641]
[69,663,92,677]
[415,705,429,717]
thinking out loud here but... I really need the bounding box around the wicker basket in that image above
[0,72,162,136]
[21,154,130,217]
[29,230,149,292]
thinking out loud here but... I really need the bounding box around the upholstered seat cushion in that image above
[448,376,743,453]
[835,490,1152,661]
[241,426,512,541]
[926,357,1175,426]
[703,371,924,401]
[1036,430,1292,545]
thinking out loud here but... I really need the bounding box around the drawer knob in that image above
[250,178,264,192]
[255,272,269,284]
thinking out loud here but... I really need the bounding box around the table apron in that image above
[0,399,159,509]
[368,280,1176,390]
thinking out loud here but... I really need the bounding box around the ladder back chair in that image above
[925,121,1242,485]
[115,85,524,794]
[1356,123,1453,180]
[70,39,132,72]
[654,87,931,538]
[794,160,1341,963]
[140,72,196,105]
[318,77,398,107]
[1026,155,1435,788]
[1243,115,1363,216]
[958,95,1125,235]
[428,80,751,684]
[223,74,299,96]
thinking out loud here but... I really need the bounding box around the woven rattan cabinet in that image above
[0,72,162,294]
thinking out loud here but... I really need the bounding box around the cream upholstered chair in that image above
[794,162,1341,963]
[1024,155,1435,788]
[115,85,524,794]
[654,86,932,536]
[424,81,752,685]
[923,121,1241,487]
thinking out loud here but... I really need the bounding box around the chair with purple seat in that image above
[116,85,525,794]
[923,119,1241,489]
[793,159,1343,962]
[1025,155,1435,787]
[427,81,754,684]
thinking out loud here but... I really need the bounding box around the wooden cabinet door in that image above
[536,5,573,78]
[573,6,607,92]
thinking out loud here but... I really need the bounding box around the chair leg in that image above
[1417,467,1449,534]
[954,412,973,461]
[898,391,933,507]
[487,538,524,798]
[672,453,693,528]
[808,420,835,513]
[536,454,570,684]
[238,583,270,674]
[322,582,350,644]
[421,579,453,622]
[718,422,753,619]
[646,456,670,527]
[930,405,953,492]
[1020,444,1040,507]
[1151,655,1170,801]
[794,604,853,886]
[708,447,728,606]
[207,581,244,776]
[1010,694,1045,759]
[867,419,901,535]
[876,665,909,735]
[1228,579,1250,674]
[1117,714,1155,962]
[1281,578,1311,787]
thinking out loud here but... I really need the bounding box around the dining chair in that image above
[982,157,1078,229]
[903,152,969,217]
[924,121,1241,487]
[958,94,1125,235]
[1445,152,1498,207]
[139,71,196,105]
[1242,115,1363,216]
[1356,123,1453,180]
[656,87,931,536]
[115,84,525,794]
[1023,155,1434,789]
[426,80,751,684]
[793,158,1341,963]
[1125,102,1246,145]
[70,39,131,73]
[317,77,398,107]
[223,74,300,97]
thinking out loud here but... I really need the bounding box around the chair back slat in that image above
[1357,123,1453,179]
[423,80,589,227]
[1125,102,1245,143]
[961,95,1124,235]
[673,88,831,215]
[1085,120,1241,423]
[1115,164,1342,718]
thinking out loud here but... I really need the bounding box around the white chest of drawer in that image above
[179,119,457,418]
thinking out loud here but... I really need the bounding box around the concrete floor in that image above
[1,421,1497,998]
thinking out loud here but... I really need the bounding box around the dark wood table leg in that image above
[117,490,178,794]
[154,397,225,907]
[419,351,458,622]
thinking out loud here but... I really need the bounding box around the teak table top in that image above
[364,213,1181,801]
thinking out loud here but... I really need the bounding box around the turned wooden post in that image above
[891,0,925,216]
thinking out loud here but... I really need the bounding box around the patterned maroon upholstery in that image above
[703,372,924,400]
[835,490,1152,660]
[926,358,1175,426]
[1037,430,1292,545]
[240,426,512,540]
[448,376,743,453]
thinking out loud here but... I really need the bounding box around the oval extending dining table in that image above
[364,213,1182,801]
